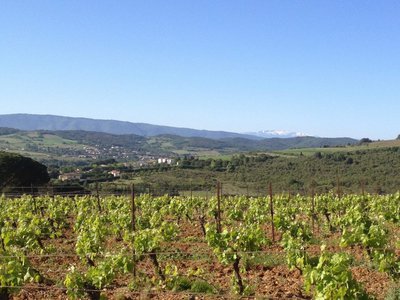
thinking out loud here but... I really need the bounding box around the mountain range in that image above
[0,114,315,140]
[0,114,261,140]
[0,114,359,164]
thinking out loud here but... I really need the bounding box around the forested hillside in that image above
[0,151,50,189]
[132,146,400,195]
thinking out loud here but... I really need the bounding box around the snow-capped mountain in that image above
[245,130,309,139]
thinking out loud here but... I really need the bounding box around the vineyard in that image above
[0,189,399,299]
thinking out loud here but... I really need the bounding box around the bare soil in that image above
[9,216,398,300]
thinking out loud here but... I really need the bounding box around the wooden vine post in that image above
[269,183,275,243]
[95,182,102,212]
[216,181,222,234]
[360,179,366,214]
[51,186,55,202]
[311,185,315,235]
[360,179,365,197]
[336,168,344,217]
[131,183,137,278]
[31,183,38,214]
[190,179,193,200]
[336,168,342,200]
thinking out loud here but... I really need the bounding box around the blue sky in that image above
[1,1,399,139]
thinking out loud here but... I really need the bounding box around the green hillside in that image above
[277,139,400,156]
[0,128,358,165]
[1,128,399,195]
[126,145,400,196]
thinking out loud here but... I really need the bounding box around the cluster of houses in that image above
[58,169,121,182]
[58,172,82,182]
[157,158,173,164]
[58,157,174,182]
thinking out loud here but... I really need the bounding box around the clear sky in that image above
[1,1,399,139]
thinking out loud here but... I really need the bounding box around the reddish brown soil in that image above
[9,216,398,300]
[351,267,392,300]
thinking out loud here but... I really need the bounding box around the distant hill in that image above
[47,131,357,152]
[0,127,358,166]
[150,135,357,152]
[0,127,20,136]
[0,114,261,140]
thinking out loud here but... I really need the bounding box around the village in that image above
[57,155,176,183]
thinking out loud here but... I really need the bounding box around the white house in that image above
[157,158,173,164]
[108,170,121,177]
[58,172,82,182]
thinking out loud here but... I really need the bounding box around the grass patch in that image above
[243,253,284,270]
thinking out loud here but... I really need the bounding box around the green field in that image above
[276,139,400,156]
